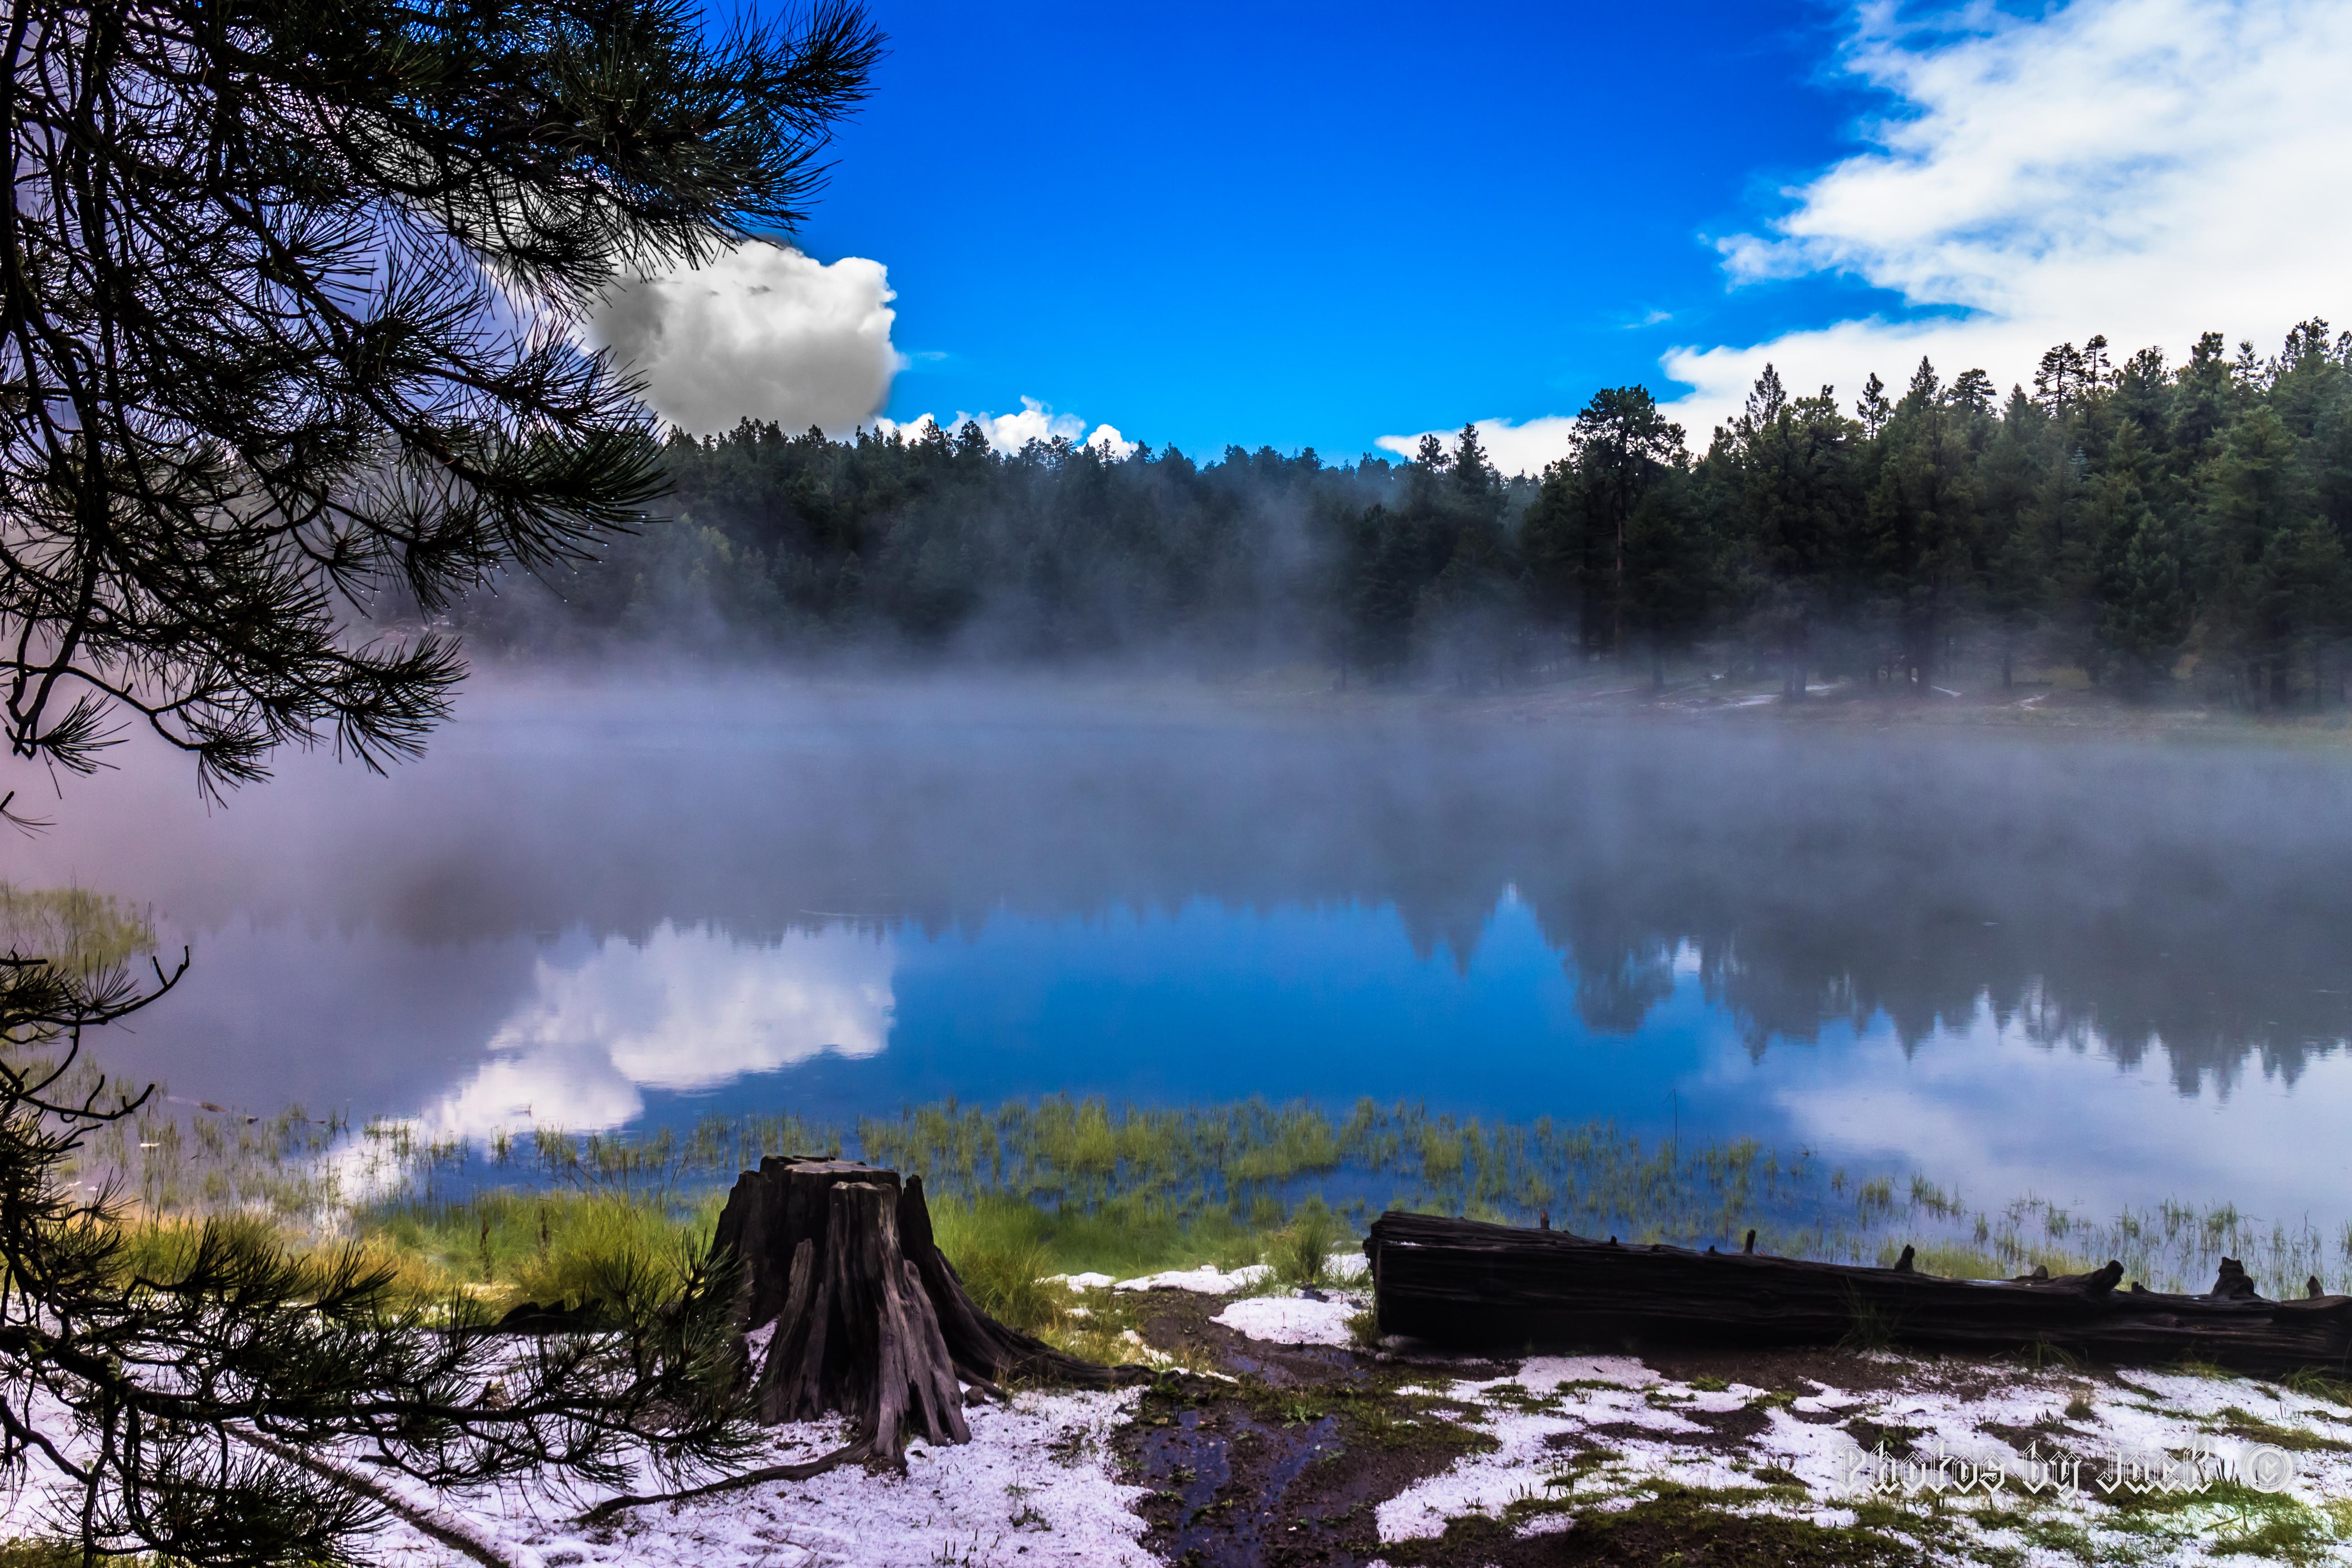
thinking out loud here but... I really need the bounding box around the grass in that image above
[2211,1405,2352,1453]
[34,1078,2352,1315]
[1842,1293,1902,1352]
[1383,1489,1925,1567]
[0,883,155,976]
[0,1545,135,1568]
[1269,1195,1345,1286]
[860,1095,2352,1295]
[2019,1338,2086,1373]
[927,1186,1266,1286]
[2282,1367,2352,1406]
[59,1159,1360,1337]
[88,1189,733,1319]
[368,1186,726,1306]
[2089,1476,2349,1566]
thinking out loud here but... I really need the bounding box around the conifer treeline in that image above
[464,320,2352,706]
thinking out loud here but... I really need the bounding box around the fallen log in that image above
[1365,1211,2352,1377]
[710,1157,1135,1467]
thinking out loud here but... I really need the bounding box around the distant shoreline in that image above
[434,652,2352,750]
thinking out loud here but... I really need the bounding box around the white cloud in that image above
[957,397,1081,454]
[1723,1002,2352,1225]
[1376,416,1584,478]
[413,923,894,1140]
[1382,0,2352,466]
[1083,422,1137,458]
[585,241,899,436]
[873,412,941,444]
[877,398,1135,457]
[1666,0,2352,434]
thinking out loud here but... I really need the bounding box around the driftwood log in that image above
[1367,1211,2352,1377]
[710,1157,1131,1466]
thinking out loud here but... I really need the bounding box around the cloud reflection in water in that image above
[416,922,893,1139]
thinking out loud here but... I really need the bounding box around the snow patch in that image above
[1373,1357,2352,1563]
[1105,1254,1359,1294]
[472,1391,1147,1567]
[3,1390,1154,1568]
[1112,1263,1270,1294]
[1212,1294,1361,1347]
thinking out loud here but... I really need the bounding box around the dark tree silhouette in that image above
[0,0,880,1558]
[0,0,877,793]
[0,940,757,1566]
[505,318,2352,709]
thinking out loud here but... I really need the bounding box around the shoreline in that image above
[445,653,2352,751]
[13,1282,2338,1568]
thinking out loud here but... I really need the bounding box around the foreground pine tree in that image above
[0,0,879,1558]
[0,952,760,1564]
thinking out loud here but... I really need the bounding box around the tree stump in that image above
[711,1156,1131,1467]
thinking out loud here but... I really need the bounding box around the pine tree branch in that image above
[228,1424,514,1568]
[574,1439,866,1527]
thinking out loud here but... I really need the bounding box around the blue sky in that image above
[588,0,2352,471]
[789,0,1888,460]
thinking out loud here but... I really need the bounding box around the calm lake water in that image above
[17,673,2352,1223]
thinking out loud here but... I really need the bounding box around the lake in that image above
[16,671,2352,1230]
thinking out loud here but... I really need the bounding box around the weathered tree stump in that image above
[757,1175,970,1455]
[710,1156,1131,1469]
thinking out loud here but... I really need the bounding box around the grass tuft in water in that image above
[58,1087,2352,1305]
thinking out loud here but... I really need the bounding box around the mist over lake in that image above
[23,671,2352,1223]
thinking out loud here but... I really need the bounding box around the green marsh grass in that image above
[0,882,156,976]
[47,1089,2352,1305]
[356,1187,726,1311]
[95,1190,727,1318]
[1272,1196,1345,1287]
[0,1543,113,1568]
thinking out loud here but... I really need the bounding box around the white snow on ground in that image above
[11,1295,2352,1567]
[1211,1294,1362,1346]
[0,1390,1153,1568]
[1044,1271,1114,1291]
[1050,1254,1367,1295]
[482,1391,1152,1568]
[1370,1355,2352,1565]
[1110,1263,1270,1293]
[1110,1254,1363,1294]
[348,1357,2352,1567]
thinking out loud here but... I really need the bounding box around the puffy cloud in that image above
[585,241,899,436]
[412,923,894,1140]
[877,398,1136,457]
[966,396,1086,451]
[873,412,942,444]
[1666,0,2352,433]
[1382,0,2352,465]
[1083,422,1137,458]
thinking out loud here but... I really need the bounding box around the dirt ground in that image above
[1109,1295,1968,1568]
